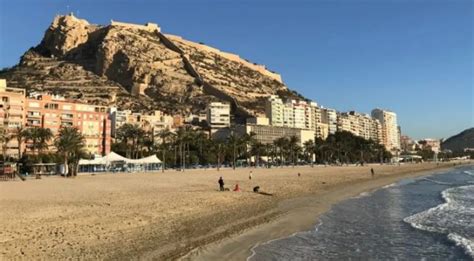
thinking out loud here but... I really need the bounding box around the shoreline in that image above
[185,162,471,261]
[1,162,471,260]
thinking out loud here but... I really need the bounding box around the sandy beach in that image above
[0,162,470,260]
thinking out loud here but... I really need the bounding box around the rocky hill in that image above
[0,14,303,119]
[441,128,474,152]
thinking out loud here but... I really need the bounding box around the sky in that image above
[0,0,472,139]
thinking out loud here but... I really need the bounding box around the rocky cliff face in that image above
[0,14,304,117]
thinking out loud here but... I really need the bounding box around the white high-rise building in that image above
[265,96,319,132]
[326,108,338,134]
[265,95,284,126]
[371,109,401,151]
[207,102,231,129]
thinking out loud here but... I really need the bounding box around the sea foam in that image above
[404,185,474,258]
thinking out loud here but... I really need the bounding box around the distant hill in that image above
[0,14,305,121]
[441,128,474,152]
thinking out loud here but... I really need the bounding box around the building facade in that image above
[207,102,231,130]
[0,80,26,158]
[25,93,111,156]
[110,109,174,140]
[237,124,315,147]
[336,111,382,143]
[371,109,401,151]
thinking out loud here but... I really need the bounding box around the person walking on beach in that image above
[371,168,375,178]
[218,176,225,191]
[249,171,253,180]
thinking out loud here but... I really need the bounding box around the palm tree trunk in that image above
[162,148,166,173]
[233,144,236,170]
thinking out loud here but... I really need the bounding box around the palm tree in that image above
[55,127,86,177]
[12,126,26,160]
[0,126,11,161]
[251,141,265,168]
[22,127,53,156]
[303,140,316,167]
[227,131,240,170]
[212,140,224,171]
[158,129,173,172]
[116,124,144,158]
[288,135,299,167]
[273,137,287,167]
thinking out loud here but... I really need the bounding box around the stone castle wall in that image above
[166,34,283,83]
[111,20,160,32]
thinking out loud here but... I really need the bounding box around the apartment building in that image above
[237,123,315,147]
[371,108,401,151]
[110,108,174,139]
[25,93,111,156]
[0,80,26,158]
[336,111,382,143]
[207,102,231,130]
[265,95,320,132]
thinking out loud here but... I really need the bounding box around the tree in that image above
[116,124,145,159]
[288,135,300,167]
[158,129,174,172]
[0,126,12,161]
[303,140,316,167]
[273,137,288,166]
[22,127,53,156]
[250,141,265,167]
[226,131,240,170]
[12,126,26,160]
[55,127,86,177]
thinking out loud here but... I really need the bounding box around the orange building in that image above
[25,93,111,156]
[0,80,26,158]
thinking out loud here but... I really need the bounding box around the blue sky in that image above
[0,0,472,139]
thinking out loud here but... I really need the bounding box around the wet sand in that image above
[0,162,469,260]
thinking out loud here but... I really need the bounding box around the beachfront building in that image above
[0,80,26,158]
[336,111,382,143]
[237,122,315,147]
[207,102,231,129]
[371,108,401,151]
[318,107,338,135]
[265,95,320,132]
[418,138,441,153]
[25,93,111,156]
[110,108,174,140]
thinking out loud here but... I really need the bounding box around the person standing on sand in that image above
[249,171,253,180]
[371,168,375,178]
[218,177,225,191]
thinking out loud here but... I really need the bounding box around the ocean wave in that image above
[421,178,452,185]
[448,233,474,258]
[382,183,397,189]
[464,170,474,177]
[247,220,324,261]
[404,185,474,258]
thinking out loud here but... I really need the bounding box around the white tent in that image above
[128,154,162,164]
[79,152,162,173]
[102,152,129,163]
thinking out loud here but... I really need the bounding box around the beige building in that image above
[237,124,315,147]
[418,138,441,153]
[265,95,319,132]
[110,109,174,139]
[371,109,401,151]
[337,111,382,143]
[207,102,230,130]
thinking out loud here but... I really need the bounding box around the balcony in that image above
[61,114,74,121]
[27,111,41,118]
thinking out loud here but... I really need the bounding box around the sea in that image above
[249,165,474,260]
